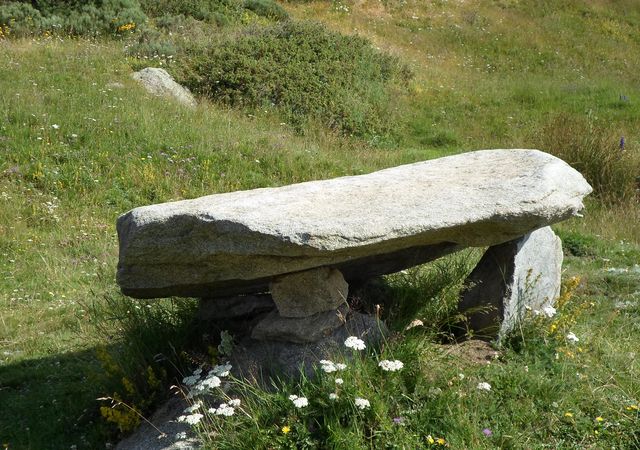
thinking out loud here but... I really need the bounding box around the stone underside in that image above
[117,149,591,299]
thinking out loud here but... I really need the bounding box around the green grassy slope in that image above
[1,0,639,448]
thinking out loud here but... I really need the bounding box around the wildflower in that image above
[564,412,573,418]
[199,375,221,390]
[620,136,625,150]
[542,305,557,318]
[482,428,493,436]
[210,363,232,377]
[378,359,404,372]
[335,378,344,385]
[183,401,202,413]
[182,374,200,386]
[427,435,435,444]
[344,336,366,351]
[335,363,347,370]
[178,413,203,425]
[51,124,60,129]
[281,425,291,434]
[329,393,339,400]
[289,395,309,408]
[319,360,338,373]
[436,437,446,445]
[477,382,492,392]
[595,416,604,422]
[228,398,241,407]
[626,404,639,411]
[393,417,404,424]
[175,431,187,439]
[214,403,235,416]
[566,332,579,343]
[354,398,370,410]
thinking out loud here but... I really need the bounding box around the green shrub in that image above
[1,0,147,35]
[535,113,640,204]
[244,0,288,21]
[139,0,239,23]
[178,21,411,138]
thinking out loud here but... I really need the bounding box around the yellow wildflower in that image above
[626,404,638,411]
[117,22,136,32]
[436,437,446,445]
[427,435,435,444]
[564,412,573,418]
[595,416,604,422]
[281,425,291,434]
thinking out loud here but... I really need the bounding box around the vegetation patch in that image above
[177,21,411,139]
[0,0,147,36]
[534,113,640,204]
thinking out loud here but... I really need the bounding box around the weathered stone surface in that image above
[234,311,386,380]
[132,68,196,107]
[117,149,591,299]
[198,294,275,320]
[270,267,348,317]
[115,396,199,450]
[458,226,563,339]
[251,305,349,343]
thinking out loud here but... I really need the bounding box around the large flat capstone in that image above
[117,149,592,299]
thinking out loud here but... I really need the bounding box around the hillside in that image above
[1,0,639,448]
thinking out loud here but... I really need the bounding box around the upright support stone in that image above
[458,226,563,340]
[270,267,348,317]
[251,267,350,343]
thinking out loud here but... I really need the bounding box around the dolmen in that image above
[116,149,592,352]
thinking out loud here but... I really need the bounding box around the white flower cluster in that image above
[177,413,203,425]
[354,398,370,410]
[344,336,366,351]
[211,363,232,377]
[289,395,309,408]
[477,382,492,392]
[378,359,404,372]
[178,363,237,425]
[566,332,579,343]
[534,305,557,318]
[319,359,347,373]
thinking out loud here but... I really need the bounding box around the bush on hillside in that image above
[535,113,640,204]
[178,21,411,139]
[0,0,146,35]
[138,0,239,24]
[243,0,288,21]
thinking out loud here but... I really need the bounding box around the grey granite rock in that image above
[270,267,348,317]
[235,310,386,380]
[116,149,591,299]
[251,305,349,343]
[132,68,196,107]
[458,226,563,339]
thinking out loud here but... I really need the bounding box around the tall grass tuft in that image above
[535,113,640,204]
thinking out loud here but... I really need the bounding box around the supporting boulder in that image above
[251,304,349,344]
[270,267,348,318]
[458,226,563,340]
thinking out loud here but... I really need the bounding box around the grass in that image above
[1,0,640,448]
